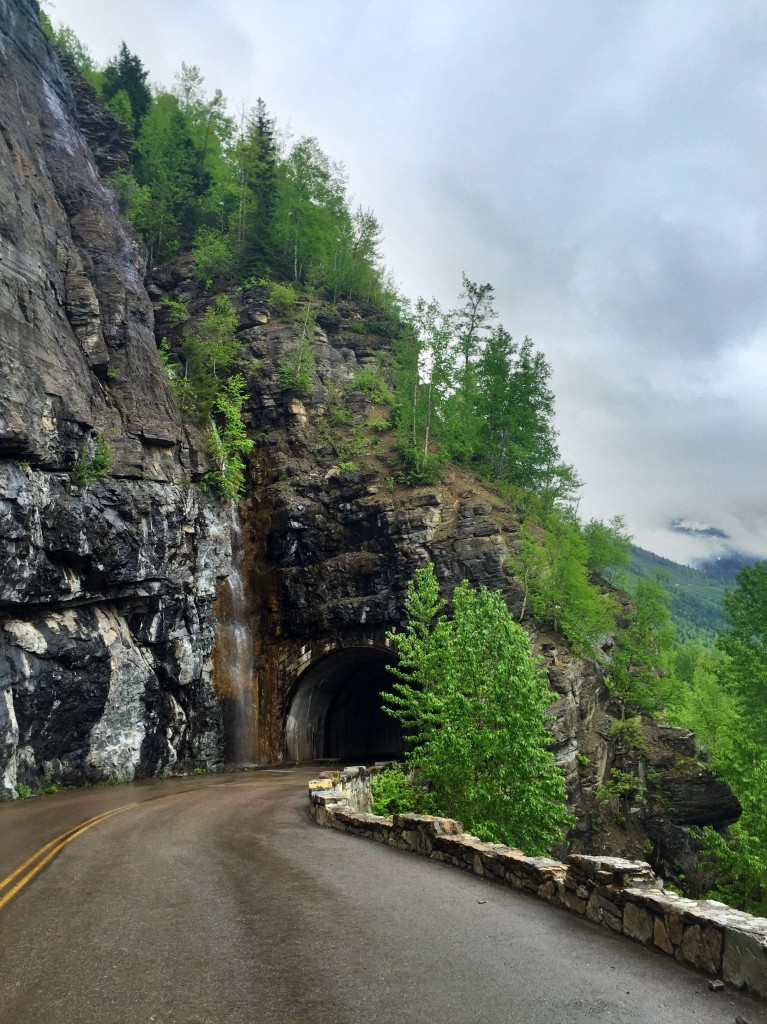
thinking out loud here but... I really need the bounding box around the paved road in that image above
[0,768,765,1024]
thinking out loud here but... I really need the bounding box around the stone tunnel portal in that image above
[284,646,404,763]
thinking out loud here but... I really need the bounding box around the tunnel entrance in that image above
[284,646,404,762]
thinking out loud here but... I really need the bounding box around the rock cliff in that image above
[0,0,228,797]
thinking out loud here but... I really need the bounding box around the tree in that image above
[236,99,279,277]
[717,561,767,744]
[608,576,675,712]
[395,297,454,479]
[384,565,572,854]
[514,512,617,657]
[131,92,208,262]
[582,515,632,580]
[453,274,497,377]
[102,42,151,130]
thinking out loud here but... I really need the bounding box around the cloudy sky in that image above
[47,0,767,566]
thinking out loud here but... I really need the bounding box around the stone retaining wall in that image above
[309,767,767,1000]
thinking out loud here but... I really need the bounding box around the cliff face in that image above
[0,0,228,796]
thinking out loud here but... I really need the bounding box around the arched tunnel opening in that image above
[284,646,404,763]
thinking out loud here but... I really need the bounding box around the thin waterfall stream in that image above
[217,503,257,765]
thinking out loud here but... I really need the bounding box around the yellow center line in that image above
[0,803,140,911]
[0,774,295,911]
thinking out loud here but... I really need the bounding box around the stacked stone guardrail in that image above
[309,766,767,1000]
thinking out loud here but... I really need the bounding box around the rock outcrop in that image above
[0,0,228,797]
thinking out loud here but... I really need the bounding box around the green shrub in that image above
[268,282,298,316]
[370,763,421,817]
[278,340,315,396]
[596,768,643,805]
[607,716,648,754]
[328,406,354,427]
[353,367,394,405]
[70,434,113,486]
[191,228,234,286]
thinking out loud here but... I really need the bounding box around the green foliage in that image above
[177,296,241,421]
[15,782,33,800]
[596,768,643,805]
[191,228,234,287]
[328,406,354,427]
[159,295,189,326]
[268,282,298,315]
[608,576,675,711]
[102,42,151,130]
[203,374,254,500]
[277,339,315,396]
[353,367,394,405]
[70,434,113,485]
[370,763,422,816]
[628,545,726,642]
[700,752,767,915]
[384,566,572,854]
[663,643,737,759]
[606,715,647,754]
[512,512,617,657]
[583,515,632,579]
[717,560,767,744]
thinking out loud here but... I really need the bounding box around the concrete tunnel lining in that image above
[284,646,403,762]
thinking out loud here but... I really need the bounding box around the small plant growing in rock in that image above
[203,374,255,501]
[607,715,648,754]
[277,339,315,396]
[70,434,113,486]
[596,767,643,805]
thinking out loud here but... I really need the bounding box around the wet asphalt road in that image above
[0,767,765,1024]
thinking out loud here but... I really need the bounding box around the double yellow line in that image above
[0,802,139,911]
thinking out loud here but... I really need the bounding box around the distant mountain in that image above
[627,545,728,643]
[693,549,758,583]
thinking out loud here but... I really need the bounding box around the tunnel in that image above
[284,646,404,762]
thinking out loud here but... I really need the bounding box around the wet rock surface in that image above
[0,0,228,797]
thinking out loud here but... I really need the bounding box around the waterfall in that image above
[217,503,257,765]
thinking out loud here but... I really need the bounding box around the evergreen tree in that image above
[102,42,151,130]
[717,560,767,744]
[236,99,278,277]
[132,93,208,263]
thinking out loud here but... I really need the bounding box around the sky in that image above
[45,0,767,566]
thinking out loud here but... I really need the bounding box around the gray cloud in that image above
[50,0,767,564]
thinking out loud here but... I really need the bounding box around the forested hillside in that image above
[37,7,767,914]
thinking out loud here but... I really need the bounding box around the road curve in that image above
[0,767,765,1024]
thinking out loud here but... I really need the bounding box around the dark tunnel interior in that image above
[284,646,403,762]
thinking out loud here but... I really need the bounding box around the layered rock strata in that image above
[0,0,228,797]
